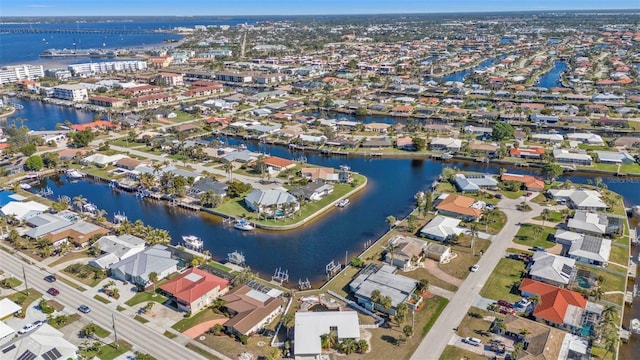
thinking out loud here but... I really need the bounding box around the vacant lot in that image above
[479,258,526,303]
[513,224,557,249]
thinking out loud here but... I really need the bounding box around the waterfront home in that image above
[115,157,143,171]
[552,149,592,166]
[23,213,73,241]
[89,234,146,270]
[509,146,545,159]
[42,221,109,248]
[500,173,545,192]
[260,156,296,172]
[222,150,260,163]
[528,252,576,288]
[81,153,128,167]
[1,201,49,222]
[566,133,604,146]
[468,141,499,158]
[519,279,602,333]
[300,167,339,182]
[299,134,327,144]
[453,173,498,193]
[71,120,118,132]
[159,268,230,314]
[89,95,127,108]
[109,245,178,287]
[420,215,465,242]
[395,136,414,150]
[491,315,569,360]
[546,189,607,211]
[294,311,360,359]
[289,182,334,201]
[531,133,564,144]
[53,84,88,101]
[613,136,640,149]
[594,151,635,164]
[187,178,228,198]
[220,284,284,336]
[349,264,419,316]
[361,137,393,148]
[429,138,462,152]
[244,189,300,215]
[385,235,425,271]
[0,324,78,360]
[567,235,612,267]
[424,242,453,264]
[434,193,483,221]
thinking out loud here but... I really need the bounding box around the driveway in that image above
[422,259,463,287]
[411,196,543,359]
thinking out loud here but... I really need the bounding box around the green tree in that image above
[491,122,515,141]
[339,338,357,355]
[403,325,413,338]
[395,302,409,324]
[226,180,252,198]
[41,152,60,168]
[148,272,158,293]
[542,163,563,181]
[406,214,418,232]
[386,215,396,230]
[25,155,44,170]
[320,333,336,349]
[356,339,369,353]
[81,323,97,338]
[354,107,368,116]
[69,129,96,148]
[350,256,365,268]
[411,137,426,151]
[20,144,37,157]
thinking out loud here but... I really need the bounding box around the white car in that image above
[18,323,37,335]
[470,264,479,272]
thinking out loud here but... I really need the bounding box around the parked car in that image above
[47,287,59,296]
[18,323,37,335]
[78,305,91,314]
[495,193,503,199]
[497,300,513,308]
[44,275,56,283]
[463,337,482,347]
[532,246,547,252]
[470,264,479,272]
[33,320,46,327]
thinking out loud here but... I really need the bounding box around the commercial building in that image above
[0,64,44,85]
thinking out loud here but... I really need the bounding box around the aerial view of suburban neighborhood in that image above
[1,1,640,359]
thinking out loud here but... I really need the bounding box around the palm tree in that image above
[492,320,506,334]
[395,303,408,324]
[403,325,413,338]
[73,195,87,213]
[320,333,336,349]
[95,209,107,223]
[541,209,550,226]
[339,338,357,355]
[469,223,479,256]
[601,305,618,324]
[385,215,396,230]
[602,331,618,359]
[223,162,234,181]
[379,296,392,312]
[148,272,158,294]
[281,313,295,337]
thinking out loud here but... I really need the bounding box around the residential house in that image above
[566,133,604,146]
[531,134,564,144]
[261,156,296,172]
[300,167,340,182]
[294,311,360,359]
[429,138,462,152]
[187,178,228,198]
[500,173,545,192]
[42,221,109,248]
[88,234,146,270]
[419,215,465,242]
[510,146,545,159]
[453,174,498,193]
[546,189,607,211]
[595,151,636,164]
[349,264,419,315]
[220,284,284,336]
[160,268,230,313]
[519,279,602,332]
[1,201,49,222]
[361,137,393,148]
[385,235,425,271]
[468,141,499,158]
[289,182,334,202]
[567,211,612,236]
[435,194,483,221]
[424,242,453,264]
[0,324,78,360]
[528,252,576,287]
[244,189,300,215]
[492,315,567,360]
[110,245,178,287]
[567,235,612,267]
[552,149,592,166]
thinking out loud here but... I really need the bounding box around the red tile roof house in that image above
[159,268,230,314]
[500,173,545,192]
[220,285,284,337]
[519,279,602,332]
[260,156,296,171]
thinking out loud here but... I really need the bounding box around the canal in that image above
[536,60,567,89]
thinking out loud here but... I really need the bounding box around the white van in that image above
[463,337,482,347]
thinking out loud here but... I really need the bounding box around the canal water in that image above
[3,98,97,131]
[536,61,567,89]
[425,55,504,83]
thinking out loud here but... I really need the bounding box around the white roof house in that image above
[595,151,636,164]
[429,138,462,151]
[294,311,360,358]
[0,321,14,342]
[552,149,592,165]
[547,189,607,210]
[89,234,147,269]
[420,215,464,242]
[81,153,127,166]
[453,173,498,192]
[567,211,609,235]
[568,236,611,267]
[0,201,49,221]
[349,264,418,315]
[0,298,22,319]
[109,244,178,286]
[0,324,78,360]
[532,133,564,143]
[566,133,604,145]
[529,252,576,287]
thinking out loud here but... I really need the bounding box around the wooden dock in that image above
[625,291,634,305]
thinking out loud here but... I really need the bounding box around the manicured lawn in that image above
[205,261,232,273]
[421,296,449,336]
[439,238,490,279]
[456,307,503,343]
[1,277,22,288]
[49,313,80,329]
[49,250,92,267]
[480,258,526,303]
[506,247,533,256]
[94,295,111,304]
[435,181,456,194]
[406,267,458,292]
[440,345,486,360]
[502,189,524,199]
[7,289,42,314]
[533,210,564,223]
[172,308,224,333]
[513,224,557,249]
[608,245,629,266]
[124,291,168,307]
[92,341,132,360]
[93,323,112,338]
[63,263,107,287]
[486,210,507,234]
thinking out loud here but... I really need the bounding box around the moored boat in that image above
[335,199,350,208]
[182,235,203,249]
[66,169,85,179]
[631,318,640,334]
[234,219,255,231]
[18,183,32,190]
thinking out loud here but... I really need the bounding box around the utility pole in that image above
[22,265,29,296]
[112,314,119,349]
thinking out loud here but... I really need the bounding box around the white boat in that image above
[182,235,203,249]
[335,199,350,208]
[66,169,85,179]
[18,183,32,190]
[631,318,640,334]
[234,219,254,231]
[632,205,640,218]
[441,153,453,159]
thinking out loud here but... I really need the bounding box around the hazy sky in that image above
[3,0,638,16]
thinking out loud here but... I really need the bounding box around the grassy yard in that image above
[577,265,626,297]
[0,277,23,288]
[608,245,629,266]
[186,343,221,360]
[164,330,178,339]
[172,308,226,333]
[480,258,526,302]
[439,238,490,280]
[49,250,92,267]
[63,264,107,287]
[80,340,132,360]
[94,295,111,304]
[456,307,503,343]
[205,261,232,273]
[440,345,486,360]
[533,210,564,223]
[49,313,80,329]
[93,323,112,338]
[506,247,533,256]
[405,267,458,292]
[6,289,42,314]
[124,291,168,307]
[502,189,524,199]
[513,224,557,249]
[485,211,507,235]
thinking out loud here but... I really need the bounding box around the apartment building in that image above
[0,64,45,85]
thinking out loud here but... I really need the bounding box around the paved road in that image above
[0,250,212,360]
[411,196,542,360]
